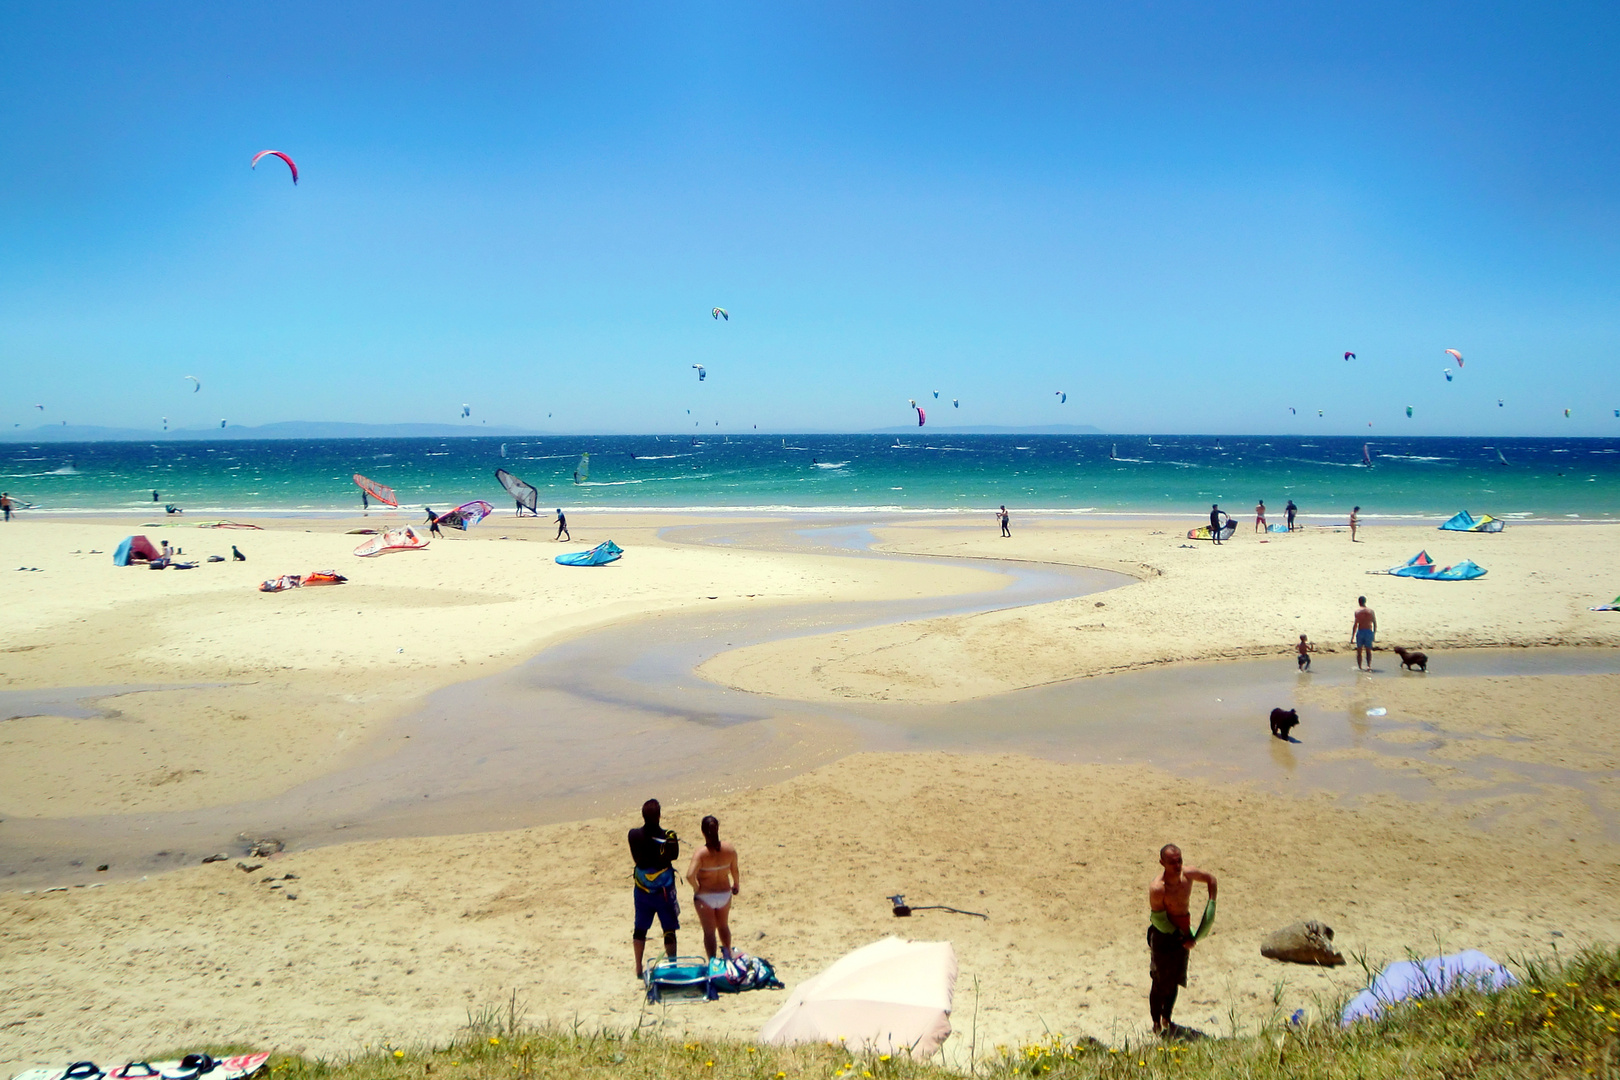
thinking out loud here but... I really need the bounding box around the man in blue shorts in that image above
[629,798,680,977]
[1351,595,1378,671]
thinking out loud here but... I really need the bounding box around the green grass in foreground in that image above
[260,945,1620,1080]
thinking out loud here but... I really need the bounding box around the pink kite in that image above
[251,150,299,184]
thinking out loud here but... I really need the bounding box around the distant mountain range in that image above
[2,420,1104,441]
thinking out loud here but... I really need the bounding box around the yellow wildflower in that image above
[489,1038,500,1047]
[394,1051,405,1060]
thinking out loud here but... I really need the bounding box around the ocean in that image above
[3,434,1619,520]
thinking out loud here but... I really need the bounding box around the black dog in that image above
[1392,646,1428,672]
[1269,707,1300,740]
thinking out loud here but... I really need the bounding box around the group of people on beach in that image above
[1293,595,1379,672]
[628,798,741,977]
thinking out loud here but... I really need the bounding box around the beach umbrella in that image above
[760,937,957,1058]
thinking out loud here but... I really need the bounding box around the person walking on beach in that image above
[1,492,11,522]
[1296,634,1315,671]
[998,505,1011,538]
[425,507,443,539]
[629,798,681,978]
[1351,596,1377,671]
[1285,499,1297,531]
[554,508,571,542]
[686,815,740,961]
[1147,843,1217,1037]
[1254,500,1267,533]
[1209,504,1226,544]
[361,489,369,511]
[1349,505,1361,543]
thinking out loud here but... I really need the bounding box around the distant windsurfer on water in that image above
[555,508,570,542]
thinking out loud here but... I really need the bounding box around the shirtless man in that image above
[686,815,740,961]
[1147,844,1217,1037]
[1351,595,1378,671]
[1254,500,1267,533]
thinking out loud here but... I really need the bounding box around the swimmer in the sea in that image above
[686,814,740,961]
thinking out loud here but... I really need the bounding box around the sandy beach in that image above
[2,513,1618,1073]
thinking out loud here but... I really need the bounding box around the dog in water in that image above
[1269,707,1300,740]
[1391,646,1428,672]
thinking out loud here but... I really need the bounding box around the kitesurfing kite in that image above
[1444,370,1453,382]
[34,404,43,411]
[932,390,939,399]
[251,150,299,184]
[693,364,706,381]
[952,399,959,408]
[1499,399,1505,407]
[460,404,471,418]
[1565,408,1572,418]
[353,474,398,507]
[1289,407,1296,415]
[185,375,201,393]
[1406,406,1414,418]
[1317,410,1324,417]
[1344,352,1356,361]
[573,453,590,484]
[495,469,539,516]
[712,308,728,321]
[433,500,494,531]
[1056,391,1067,404]
[916,407,926,427]
[1445,349,1464,367]
[219,419,227,428]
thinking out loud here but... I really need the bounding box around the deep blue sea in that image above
[4,435,1619,520]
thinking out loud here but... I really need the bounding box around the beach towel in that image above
[644,953,782,1003]
[555,540,623,566]
[1341,951,1515,1025]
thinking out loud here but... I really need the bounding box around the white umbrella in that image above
[760,937,957,1058]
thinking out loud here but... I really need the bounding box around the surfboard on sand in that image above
[14,1052,270,1080]
[353,527,430,557]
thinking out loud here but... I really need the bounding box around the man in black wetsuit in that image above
[1209,504,1225,545]
[629,798,681,977]
[1285,499,1297,531]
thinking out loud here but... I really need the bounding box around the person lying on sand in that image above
[629,798,680,978]
[686,814,740,961]
[1147,843,1217,1037]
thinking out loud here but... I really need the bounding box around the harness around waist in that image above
[634,866,675,892]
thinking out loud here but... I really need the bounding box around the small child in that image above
[1296,634,1316,671]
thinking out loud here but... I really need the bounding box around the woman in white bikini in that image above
[686,815,740,961]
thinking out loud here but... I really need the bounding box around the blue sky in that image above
[3,1,1618,435]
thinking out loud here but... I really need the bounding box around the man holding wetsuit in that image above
[629,798,681,978]
[1147,843,1217,1037]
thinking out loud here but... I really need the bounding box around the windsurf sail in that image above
[353,474,398,507]
[573,453,590,484]
[1497,449,1509,465]
[1362,443,1372,466]
[555,540,623,566]
[433,500,494,531]
[495,468,539,514]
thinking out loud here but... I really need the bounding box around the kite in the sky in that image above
[1317,410,1324,417]
[251,150,299,184]
[1406,406,1414,418]
[712,308,728,321]
[185,375,201,392]
[1498,399,1505,407]
[1056,391,1066,404]
[1344,352,1356,361]
[1444,349,1463,367]
[34,404,43,410]
[1444,370,1453,382]
[1289,407,1296,415]
[693,364,706,381]
[220,419,228,428]
[908,399,917,409]
[916,407,926,427]
[461,404,471,418]
[1565,408,1572,418]
[932,390,939,398]
[952,399,959,408]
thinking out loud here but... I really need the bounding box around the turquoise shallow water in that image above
[3,434,1619,519]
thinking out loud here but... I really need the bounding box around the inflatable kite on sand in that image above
[555,540,623,566]
[433,500,494,531]
[260,570,347,592]
[1371,550,1488,580]
[354,528,429,557]
[1438,510,1504,533]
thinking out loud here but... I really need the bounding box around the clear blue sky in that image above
[3,2,1618,435]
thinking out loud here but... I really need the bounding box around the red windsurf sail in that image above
[353,474,398,507]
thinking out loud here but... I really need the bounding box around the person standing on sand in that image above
[1,492,11,522]
[629,798,681,977]
[1285,499,1297,531]
[1147,843,1216,1037]
[686,815,740,961]
[1349,505,1361,542]
[1351,595,1377,671]
[1255,500,1267,533]
[1209,504,1225,544]
[998,505,1011,538]
[361,489,369,511]
[555,508,570,542]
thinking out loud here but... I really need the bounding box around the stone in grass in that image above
[1261,921,1345,966]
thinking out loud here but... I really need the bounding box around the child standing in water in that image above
[1296,634,1316,671]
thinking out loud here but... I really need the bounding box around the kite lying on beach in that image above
[555,540,623,566]
[1438,510,1504,533]
[260,570,347,593]
[1370,550,1488,580]
[354,528,429,557]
